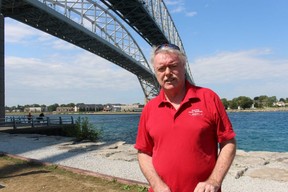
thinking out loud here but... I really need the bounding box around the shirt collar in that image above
[157,80,199,107]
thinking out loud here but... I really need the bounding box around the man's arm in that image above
[194,138,236,192]
[137,151,171,192]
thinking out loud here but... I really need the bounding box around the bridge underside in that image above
[0,0,155,84]
[101,0,168,46]
[102,0,194,83]
[0,0,194,119]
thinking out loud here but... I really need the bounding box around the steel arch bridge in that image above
[0,0,194,117]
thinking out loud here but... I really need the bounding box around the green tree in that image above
[279,98,285,102]
[221,98,229,109]
[229,99,238,109]
[253,96,261,108]
[40,104,46,109]
[267,96,277,107]
[258,95,269,107]
[237,96,253,109]
[66,103,75,107]
[253,96,259,101]
[47,103,59,112]
[16,105,24,111]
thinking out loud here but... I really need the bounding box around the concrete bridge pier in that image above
[0,14,4,120]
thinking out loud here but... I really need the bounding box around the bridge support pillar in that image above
[0,14,5,120]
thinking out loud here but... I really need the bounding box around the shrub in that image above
[68,117,101,142]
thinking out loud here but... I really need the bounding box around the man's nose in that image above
[164,67,172,75]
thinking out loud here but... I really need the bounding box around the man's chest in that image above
[146,102,216,142]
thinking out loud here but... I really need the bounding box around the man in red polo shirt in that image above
[134,44,236,192]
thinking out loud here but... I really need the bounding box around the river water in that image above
[7,111,288,152]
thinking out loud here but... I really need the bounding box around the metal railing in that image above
[0,116,74,130]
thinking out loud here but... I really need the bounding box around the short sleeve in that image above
[212,92,236,143]
[134,105,154,155]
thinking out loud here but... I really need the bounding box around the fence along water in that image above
[0,116,74,130]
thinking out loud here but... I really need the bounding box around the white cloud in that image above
[185,11,197,17]
[165,0,183,6]
[4,16,148,106]
[170,5,185,13]
[5,19,41,43]
[189,49,288,99]
[6,51,139,89]
[165,0,185,13]
[165,0,197,17]
[6,18,79,51]
[5,50,143,105]
[50,39,78,50]
[190,49,288,84]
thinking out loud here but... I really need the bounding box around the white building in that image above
[24,107,42,113]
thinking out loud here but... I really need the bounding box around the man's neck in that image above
[164,83,186,110]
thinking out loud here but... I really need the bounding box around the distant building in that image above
[273,101,286,107]
[103,104,113,111]
[112,105,122,112]
[24,107,42,113]
[103,103,144,112]
[120,104,144,112]
[56,107,74,113]
[75,103,104,112]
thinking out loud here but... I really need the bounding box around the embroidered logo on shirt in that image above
[188,109,203,116]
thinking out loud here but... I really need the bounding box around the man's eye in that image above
[158,67,165,72]
[171,65,177,69]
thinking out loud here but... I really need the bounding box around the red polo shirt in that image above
[134,81,235,192]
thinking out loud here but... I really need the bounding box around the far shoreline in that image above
[6,107,288,116]
[226,107,288,113]
[5,111,142,116]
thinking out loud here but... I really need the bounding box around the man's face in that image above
[153,52,186,91]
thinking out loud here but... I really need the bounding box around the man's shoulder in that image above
[145,95,161,107]
[188,83,218,97]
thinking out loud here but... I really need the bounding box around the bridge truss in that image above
[0,0,194,103]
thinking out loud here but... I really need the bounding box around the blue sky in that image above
[4,0,288,106]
